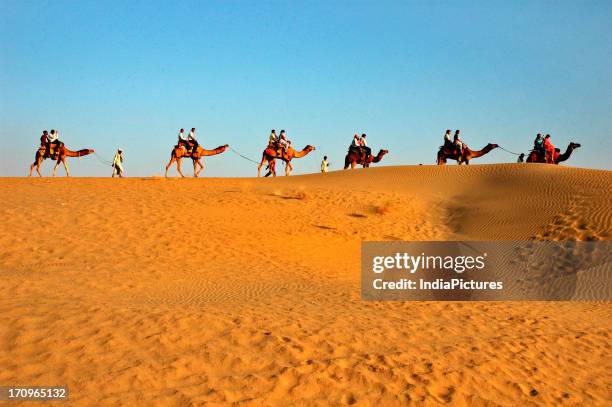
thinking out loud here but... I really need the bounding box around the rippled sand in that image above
[0,164,610,405]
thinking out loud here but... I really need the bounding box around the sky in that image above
[1,0,610,177]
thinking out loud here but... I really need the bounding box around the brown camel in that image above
[344,149,389,169]
[257,145,316,177]
[29,144,94,177]
[437,143,499,165]
[526,142,581,164]
[165,143,229,177]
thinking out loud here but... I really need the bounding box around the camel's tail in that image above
[65,148,95,157]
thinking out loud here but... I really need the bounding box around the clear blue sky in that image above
[1,0,610,176]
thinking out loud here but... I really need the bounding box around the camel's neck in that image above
[199,145,228,156]
[467,145,494,158]
[372,152,385,163]
[293,148,312,158]
[64,148,93,157]
[556,145,575,163]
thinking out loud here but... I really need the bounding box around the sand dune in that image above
[0,164,610,405]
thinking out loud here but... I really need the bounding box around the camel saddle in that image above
[349,146,370,164]
[178,141,197,154]
[38,145,61,159]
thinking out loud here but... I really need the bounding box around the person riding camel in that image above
[350,134,360,150]
[543,134,555,164]
[47,129,63,155]
[40,130,49,155]
[359,133,371,162]
[187,128,198,153]
[443,129,453,148]
[278,130,289,158]
[533,133,544,156]
[178,128,189,150]
[453,130,464,156]
[268,129,277,147]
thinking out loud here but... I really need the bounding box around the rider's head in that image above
[354,134,359,139]
[455,130,460,135]
[361,133,366,138]
[545,134,550,139]
[280,130,285,135]
[50,129,56,135]
[271,129,276,133]
[191,128,196,132]
[446,129,451,134]
[43,130,48,135]
[324,156,328,160]
[180,128,184,132]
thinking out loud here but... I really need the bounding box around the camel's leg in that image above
[63,158,70,176]
[351,161,356,169]
[30,154,42,177]
[192,159,198,177]
[52,158,60,177]
[257,155,268,177]
[36,156,43,177]
[165,155,176,177]
[29,160,36,177]
[195,159,204,177]
[176,158,185,178]
[271,159,276,177]
[285,161,293,176]
[55,157,70,176]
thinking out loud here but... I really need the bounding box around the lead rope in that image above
[93,151,114,166]
[229,146,260,164]
[497,145,524,156]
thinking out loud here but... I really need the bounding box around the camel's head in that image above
[223,144,229,148]
[488,143,499,149]
[569,142,581,149]
[304,145,316,152]
[378,149,389,156]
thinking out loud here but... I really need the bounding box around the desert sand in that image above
[0,164,610,406]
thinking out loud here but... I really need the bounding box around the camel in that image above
[344,149,389,169]
[257,145,316,177]
[165,143,229,177]
[526,142,581,164]
[29,144,94,177]
[437,143,499,165]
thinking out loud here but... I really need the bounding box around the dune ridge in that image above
[0,164,610,405]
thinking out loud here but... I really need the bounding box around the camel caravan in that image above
[29,127,581,177]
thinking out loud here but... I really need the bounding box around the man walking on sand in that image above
[112,148,124,177]
[321,156,330,173]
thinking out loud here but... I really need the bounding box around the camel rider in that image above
[443,129,452,147]
[47,129,63,154]
[178,128,189,149]
[543,134,555,164]
[188,128,199,153]
[360,133,371,160]
[40,130,48,147]
[278,130,289,157]
[39,130,51,156]
[453,130,464,156]
[268,129,277,147]
[350,134,360,149]
[533,133,544,156]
